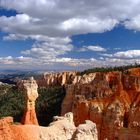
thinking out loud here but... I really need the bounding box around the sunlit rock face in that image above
[37,71,97,87]
[0,113,98,140]
[75,120,98,140]
[0,117,15,140]
[37,71,77,86]
[19,77,39,125]
[60,68,140,140]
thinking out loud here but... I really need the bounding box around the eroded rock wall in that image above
[37,71,77,87]
[15,68,140,139]
[61,68,140,140]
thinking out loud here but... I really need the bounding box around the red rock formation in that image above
[37,71,77,87]
[14,67,140,139]
[20,77,39,125]
[0,117,15,140]
[61,68,140,140]
[0,113,98,140]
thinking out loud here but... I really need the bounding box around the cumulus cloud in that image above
[3,34,71,44]
[1,0,140,35]
[21,41,73,59]
[124,15,140,31]
[59,17,118,35]
[0,56,33,65]
[1,0,140,69]
[4,34,73,62]
[101,50,140,59]
[0,0,135,37]
[1,0,140,37]
[1,0,140,34]
[0,14,118,37]
[114,50,140,58]
[0,14,41,34]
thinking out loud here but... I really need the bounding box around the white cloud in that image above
[100,50,140,60]
[3,34,73,62]
[1,0,140,69]
[0,14,40,34]
[104,57,140,66]
[114,50,140,58]
[21,36,73,60]
[0,14,118,37]
[79,45,106,52]
[101,53,113,57]
[1,0,138,37]
[87,46,106,52]
[0,56,33,65]
[3,34,71,44]
[1,0,140,35]
[124,15,140,31]
[0,56,14,64]
[0,55,140,70]
[59,17,118,35]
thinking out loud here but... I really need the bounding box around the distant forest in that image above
[79,63,140,75]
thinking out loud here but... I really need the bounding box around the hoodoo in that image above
[20,77,39,125]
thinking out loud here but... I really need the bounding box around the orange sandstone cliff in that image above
[59,68,140,140]
[0,77,98,140]
[1,68,140,140]
[37,71,77,86]
[36,68,140,139]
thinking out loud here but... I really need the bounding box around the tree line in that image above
[78,63,140,75]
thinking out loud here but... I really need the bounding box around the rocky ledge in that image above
[0,113,98,140]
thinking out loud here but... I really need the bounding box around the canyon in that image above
[0,76,98,140]
[37,68,140,139]
[0,67,140,139]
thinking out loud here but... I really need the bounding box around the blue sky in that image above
[0,0,140,70]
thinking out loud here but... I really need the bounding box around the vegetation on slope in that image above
[79,63,140,75]
[0,85,25,122]
[0,85,65,126]
[36,86,66,126]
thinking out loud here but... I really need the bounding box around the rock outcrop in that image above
[19,77,39,125]
[60,68,140,140]
[37,71,77,86]
[0,117,15,140]
[75,120,98,140]
[2,68,140,140]
[0,113,98,140]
